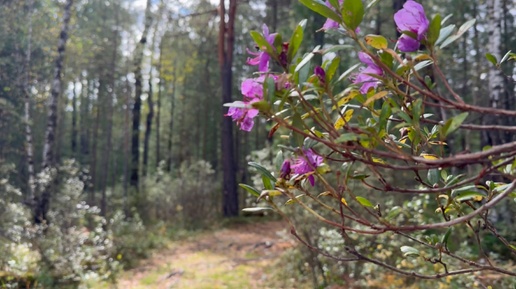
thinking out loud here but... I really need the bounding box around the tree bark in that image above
[80,78,90,165]
[123,73,132,217]
[482,0,506,147]
[100,5,119,217]
[166,61,177,172]
[156,43,163,170]
[131,0,153,188]
[24,0,35,202]
[90,80,102,197]
[35,0,74,223]
[218,0,239,217]
[71,81,78,156]
[42,0,73,169]
[142,68,154,177]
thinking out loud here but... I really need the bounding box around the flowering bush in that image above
[226,0,516,284]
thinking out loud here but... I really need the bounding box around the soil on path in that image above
[115,220,297,289]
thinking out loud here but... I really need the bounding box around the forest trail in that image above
[113,220,297,289]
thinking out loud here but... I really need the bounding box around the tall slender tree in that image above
[218,0,239,217]
[35,0,74,223]
[482,0,506,147]
[131,0,153,188]
[24,0,35,202]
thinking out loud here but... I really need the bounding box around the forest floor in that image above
[92,219,300,289]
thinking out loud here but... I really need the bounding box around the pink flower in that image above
[314,66,326,85]
[226,78,264,132]
[280,160,291,179]
[353,52,383,94]
[241,78,263,99]
[321,0,343,30]
[394,0,429,52]
[247,24,277,72]
[292,149,323,186]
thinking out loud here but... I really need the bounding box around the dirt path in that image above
[114,220,296,289]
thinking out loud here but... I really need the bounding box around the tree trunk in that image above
[90,80,102,197]
[41,0,73,169]
[100,8,119,217]
[142,68,154,178]
[218,0,239,217]
[123,73,132,217]
[156,44,163,170]
[24,0,35,202]
[71,81,78,156]
[482,0,506,147]
[131,0,153,188]
[80,78,90,165]
[166,62,177,172]
[35,0,74,223]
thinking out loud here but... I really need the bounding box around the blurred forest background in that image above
[0,0,515,288]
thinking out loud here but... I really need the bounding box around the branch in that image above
[377,180,516,231]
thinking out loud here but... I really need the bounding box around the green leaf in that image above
[223,101,248,108]
[444,174,464,187]
[250,30,276,57]
[274,151,284,170]
[265,76,276,104]
[328,0,340,9]
[291,112,305,146]
[363,91,388,106]
[486,53,498,66]
[337,63,361,82]
[295,52,314,73]
[251,100,271,113]
[400,245,420,257]
[366,0,381,9]
[323,44,353,54]
[413,60,433,72]
[441,228,452,247]
[500,50,513,64]
[242,207,272,213]
[365,34,388,49]
[335,133,358,143]
[356,196,373,207]
[285,194,306,205]
[341,0,364,31]
[239,184,261,198]
[427,169,440,186]
[260,189,283,198]
[451,185,487,202]
[456,19,476,37]
[386,206,402,220]
[426,14,441,46]
[440,19,476,49]
[287,20,306,63]
[325,56,341,83]
[442,112,468,137]
[350,172,370,180]
[411,98,423,126]
[435,24,456,46]
[299,0,342,23]
[397,111,413,124]
[379,51,394,68]
[262,175,274,190]
[248,162,277,182]
[379,100,392,132]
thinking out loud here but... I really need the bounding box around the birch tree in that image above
[131,0,153,189]
[483,0,507,146]
[34,0,74,223]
